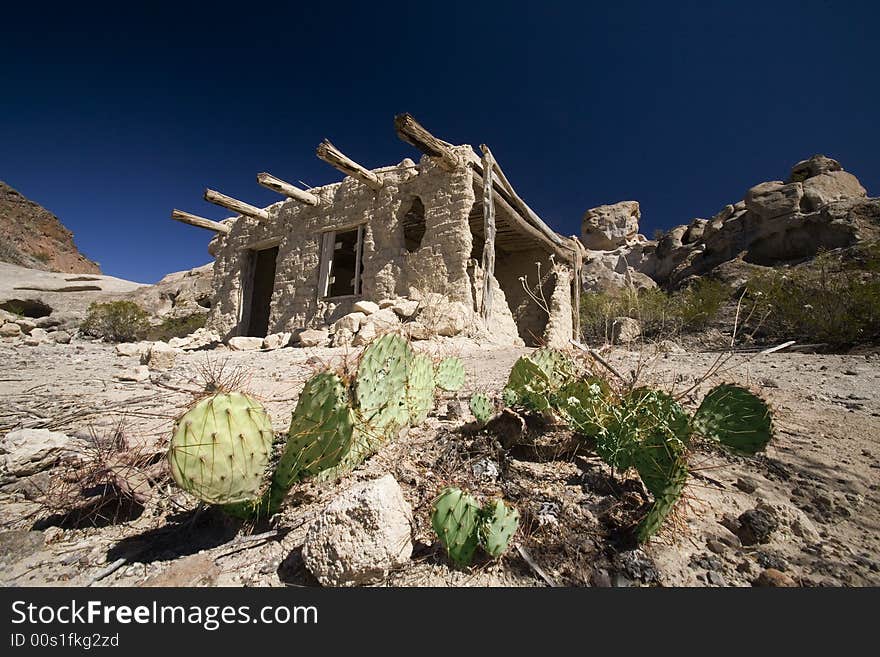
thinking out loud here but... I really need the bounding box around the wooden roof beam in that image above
[316,140,383,191]
[204,189,269,221]
[171,209,231,234]
[394,113,460,171]
[257,172,320,206]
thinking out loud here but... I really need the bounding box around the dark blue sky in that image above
[2,1,876,283]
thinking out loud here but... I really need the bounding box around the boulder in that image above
[581,201,641,250]
[418,296,470,337]
[332,312,366,334]
[227,336,264,351]
[391,299,420,318]
[682,218,707,244]
[402,322,430,341]
[788,154,842,183]
[352,300,380,315]
[143,341,178,370]
[302,475,413,586]
[753,568,798,587]
[332,327,356,347]
[262,332,292,350]
[802,171,866,211]
[0,428,85,479]
[744,181,803,218]
[24,327,51,345]
[297,329,330,348]
[168,327,221,351]
[352,322,377,346]
[0,322,22,338]
[611,316,641,344]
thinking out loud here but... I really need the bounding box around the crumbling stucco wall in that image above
[494,248,557,345]
[543,265,574,349]
[207,147,479,339]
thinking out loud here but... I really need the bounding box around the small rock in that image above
[262,332,292,350]
[297,329,330,348]
[736,508,778,545]
[735,476,759,494]
[352,322,377,346]
[391,299,420,318]
[27,327,51,343]
[352,300,380,315]
[753,568,798,587]
[51,330,71,344]
[227,336,265,351]
[332,312,366,334]
[402,322,431,340]
[706,539,728,555]
[115,365,150,382]
[611,317,641,344]
[301,475,413,586]
[115,342,151,358]
[0,428,85,478]
[843,369,859,376]
[616,550,659,584]
[590,569,612,587]
[707,571,727,586]
[0,322,22,338]
[168,327,221,351]
[143,341,178,370]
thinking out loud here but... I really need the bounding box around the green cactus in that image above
[168,392,275,506]
[435,356,466,392]
[478,498,519,558]
[553,377,612,437]
[501,386,519,408]
[264,371,355,514]
[503,355,552,412]
[469,393,494,424]
[692,384,773,454]
[636,456,688,542]
[431,487,481,567]
[528,347,577,388]
[313,420,385,483]
[406,353,436,426]
[355,333,412,433]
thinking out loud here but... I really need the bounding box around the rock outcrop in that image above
[0,180,100,274]
[580,155,878,291]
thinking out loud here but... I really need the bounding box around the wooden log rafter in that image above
[204,189,269,221]
[480,148,496,323]
[257,172,320,206]
[316,140,383,191]
[394,113,460,171]
[171,209,231,234]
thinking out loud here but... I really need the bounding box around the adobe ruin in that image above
[171,115,585,348]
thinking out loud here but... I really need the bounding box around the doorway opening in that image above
[243,246,278,337]
[319,225,364,298]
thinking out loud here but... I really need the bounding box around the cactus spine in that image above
[469,393,494,424]
[435,357,465,392]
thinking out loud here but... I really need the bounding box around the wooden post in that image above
[204,189,269,221]
[171,209,231,234]
[316,140,383,191]
[394,113,460,171]
[480,148,496,323]
[570,236,582,340]
[257,172,320,206]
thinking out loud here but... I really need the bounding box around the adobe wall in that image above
[207,147,480,339]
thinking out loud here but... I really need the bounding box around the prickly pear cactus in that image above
[693,384,773,454]
[431,487,481,567]
[553,377,612,437]
[478,499,519,558]
[168,392,274,506]
[355,333,412,432]
[469,393,494,424]
[528,347,577,388]
[435,357,465,392]
[406,353,436,426]
[313,420,384,483]
[265,371,355,514]
[636,456,688,543]
[503,355,551,412]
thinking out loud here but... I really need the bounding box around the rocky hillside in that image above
[581,155,878,291]
[0,180,100,274]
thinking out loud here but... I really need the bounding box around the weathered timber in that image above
[480,145,568,249]
[316,140,383,191]
[257,172,320,206]
[171,209,231,234]
[204,189,269,221]
[570,236,582,338]
[480,148,497,323]
[394,113,460,171]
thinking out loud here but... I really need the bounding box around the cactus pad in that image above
[528,347,577,388]
[355,333,412,432]
[265,371,355,513]
[503,355,551,412]
[406,353,436,426]
[478,499,519,558]
[693,384,773,454]
[636,456,688,543]
[469,393,494,424]
[435,357,465,392]
[431,487,481,567]
[168,392,274,506]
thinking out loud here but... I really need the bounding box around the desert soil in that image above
[0,337,878,587]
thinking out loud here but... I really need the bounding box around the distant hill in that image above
[0,180,101,274]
